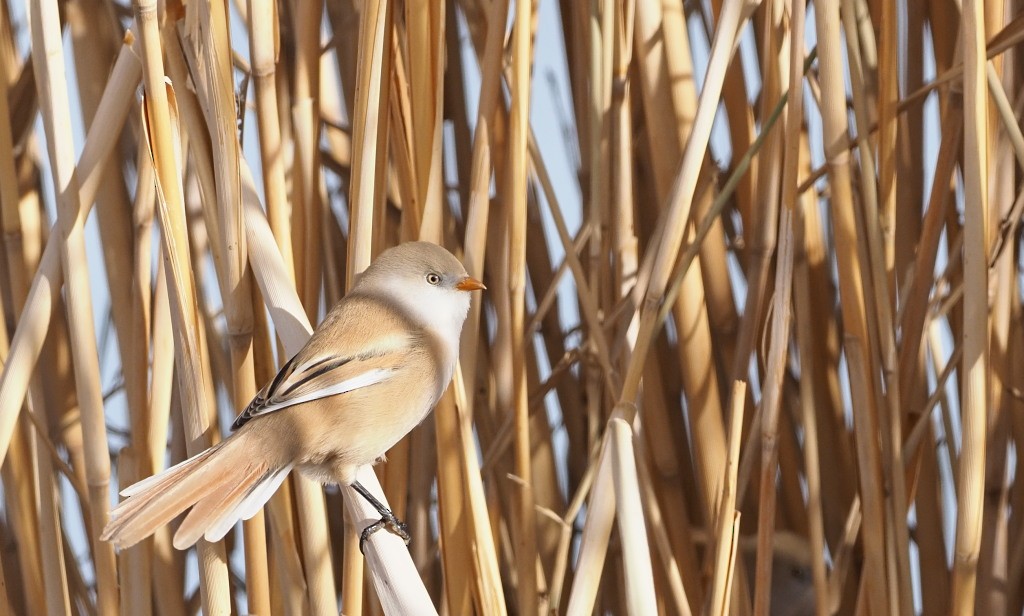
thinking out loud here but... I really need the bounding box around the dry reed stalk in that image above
[898,105,962,420]
[148,260,190,616]
[286,475,336,616]
[507,0,538,613]
[751,201,794,616]
[116,449,151,616]
[709,0,756,223]
[247,283,309,616]
[405,0,445,241]
[247,0,294,275]
[459,0,509,413]
[449,365,506,615]
[442,7,473,212]
[897,0,926,285]
[348,0,390,277]
[730,0,783,402]
[521,178,575,571]
[630,432,691,616]
[981,34,1020,610]
[662,86,784,513]
[0,10,46,614]
[951,0,991,611]
[916,424,950,616]
[607,417,655,613]
[317,121,356,298]
[586,0,612,350]
[0,422,45,614]
[0,2,22,310]
[928,322,962,493]
[845,338,889,616]
[791,210,830,616]
[986,64,1024,167]
[655,73,723,540]
[733,11,784,607]
[708,381,746,616]
[433,384,474,616]
[547,437,594,610]
[126,145,158,616]
[610,0,635,304]
[406,415,438,592]
[565,435,616,614]
[876,0,899,286]
[383,36,417,241]
[31,393,71,616]
[273,499,313,612]
[8,323,66,615]
[291,0,323,319]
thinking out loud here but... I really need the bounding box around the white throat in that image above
[375,282,470,359]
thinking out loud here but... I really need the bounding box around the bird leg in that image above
[350,480,410,553]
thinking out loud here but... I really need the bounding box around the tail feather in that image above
[172,462,268,549]
[236,465,292,522]
[118,447,215,498]
[102,437,285,550]
[202,464,291,544]
[102,453,226,549]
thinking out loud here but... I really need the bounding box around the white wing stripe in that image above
[254,367,394,415]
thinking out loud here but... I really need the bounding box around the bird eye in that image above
[426,273,442,285]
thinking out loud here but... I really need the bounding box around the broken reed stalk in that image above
[1,0,1022,614]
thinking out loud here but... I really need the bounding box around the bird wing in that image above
[232,329,412,430]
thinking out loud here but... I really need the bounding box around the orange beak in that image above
[455,276,486,291]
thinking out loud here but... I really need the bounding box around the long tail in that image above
[101,436,291,550]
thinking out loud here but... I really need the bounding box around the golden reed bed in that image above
[0,0,1021,614]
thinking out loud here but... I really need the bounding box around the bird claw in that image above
[359,513,410,554]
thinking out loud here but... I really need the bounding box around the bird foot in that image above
[359,513,410,554]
